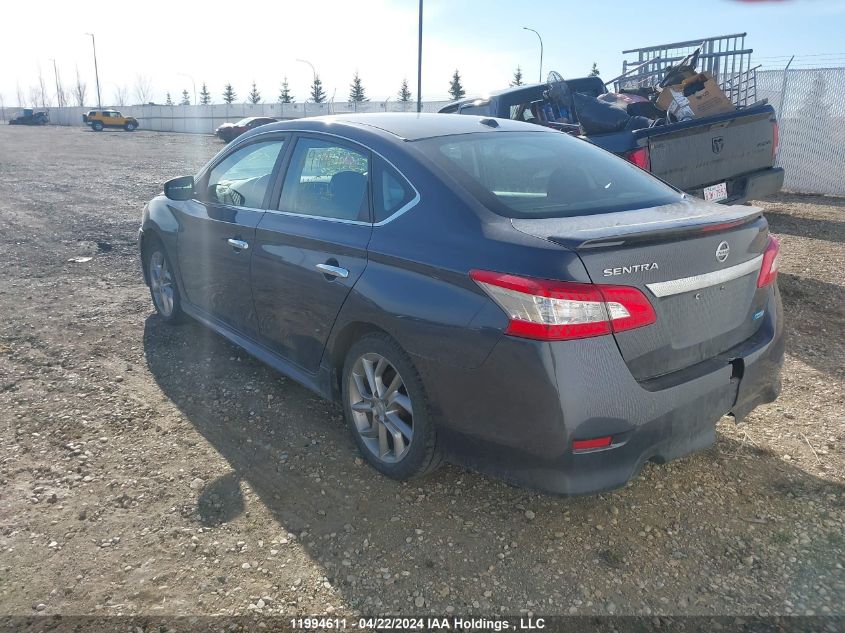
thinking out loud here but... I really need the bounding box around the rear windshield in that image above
[416,131,680,218]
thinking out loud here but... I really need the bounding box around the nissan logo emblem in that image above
[716,241,730,262]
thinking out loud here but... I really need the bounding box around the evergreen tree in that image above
[248,81,261,104]
[310,74,326,104]
[199,82,211,105]
[278,77,293,103]
[165,91,174,106]
[349,71,368,102]
[448,69,465,100]
[222,83,236,104]
[589,62,600,77]
[397,78,412,103]
[510,66,524,87]
[180,89,190,106]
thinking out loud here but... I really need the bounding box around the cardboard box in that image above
[656,72,735,118]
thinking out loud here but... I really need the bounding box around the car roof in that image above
[255,112,547,142]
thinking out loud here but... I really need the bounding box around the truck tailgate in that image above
[647,109,775,191]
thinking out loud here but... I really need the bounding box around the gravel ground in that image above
[0,125,842,619]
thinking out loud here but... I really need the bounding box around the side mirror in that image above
[164,175,195,201]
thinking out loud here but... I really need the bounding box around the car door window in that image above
[204,139,285,208]
[278,138,369,221]
[373,157,416,223]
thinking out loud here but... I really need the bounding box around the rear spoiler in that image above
[559,212,763,249]
[512,198,765,250]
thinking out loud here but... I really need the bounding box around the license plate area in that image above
[704,181,728,202]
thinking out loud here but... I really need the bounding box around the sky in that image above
[1,0,844,108]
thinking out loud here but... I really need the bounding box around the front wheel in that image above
[124,121,137,131]
[92,121,104,131]
[144,240,184,323]
[342,334,441,480]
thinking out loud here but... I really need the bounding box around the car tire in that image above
[124,121,137,131]
[342,333,441,480]
[143,238,184,324]
[92,121,104,132]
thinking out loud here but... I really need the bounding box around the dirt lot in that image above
[0,125,843,619]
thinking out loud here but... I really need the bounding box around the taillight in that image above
[757,235,780,288]
[469,270,656,341]
[771,119,779,160]
[572,436,613,451]
[624,147,650,171]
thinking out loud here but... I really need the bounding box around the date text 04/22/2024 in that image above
[290,617,548,630]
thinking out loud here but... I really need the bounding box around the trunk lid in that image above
[646,108,775,192]
[512,197,771,381]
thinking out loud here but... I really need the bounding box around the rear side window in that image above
[416,132,680,218]
[373,158,415,222]
[278,138,369,221]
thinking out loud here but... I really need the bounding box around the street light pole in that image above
[297,59,319,116]
[523,27,543,83]
[178,72,197,105]
[417,0,423,113]
[50,59,62,107]
[296,59,317,118]
[296,58,317,84]
[85,33,101,108]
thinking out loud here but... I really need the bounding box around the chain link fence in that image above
[757,67,845,196]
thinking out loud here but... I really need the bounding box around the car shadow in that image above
[778,273,845,379]
[143,315,844,614]
[765,209,844,244]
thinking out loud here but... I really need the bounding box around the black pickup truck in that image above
[8,109,49,126]
[439,77,783,204]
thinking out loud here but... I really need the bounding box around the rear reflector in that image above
[624,147,651,171]
[470,270,656,341]
[572,436,613,450]
[757,234,780,288]
[772,119,779,160]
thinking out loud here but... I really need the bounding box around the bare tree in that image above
[113,84,130,106]
[55,69,69,107]
[28,86,41,108]
[58,83,71,108]
[16,83,26,107]
[134,74,153,104]
[37,64,51,108]
[73,66,87,107]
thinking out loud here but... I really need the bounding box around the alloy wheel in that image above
[348,352,414,463]
[149,251,174,317]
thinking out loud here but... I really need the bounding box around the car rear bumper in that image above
[688,167,784,205]
[416,285,784,495]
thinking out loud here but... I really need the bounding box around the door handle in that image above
[227,238,249,251]
[316,263,349,279]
